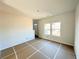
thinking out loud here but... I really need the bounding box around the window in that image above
[44,24,50,35]
[44,22,61,37]
[52,22,61,36]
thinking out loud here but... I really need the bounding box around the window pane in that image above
[45,24,50,30]
[52,22,61,29]
[44,24,50,35]
[52,30,60,36]
[52,22,61,36]
[44,29,50,35]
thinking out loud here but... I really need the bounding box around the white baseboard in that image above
[49,39,74,46]
[40,37,74,46]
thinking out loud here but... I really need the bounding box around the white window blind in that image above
[44,24,50,35]
[52,22,61,36]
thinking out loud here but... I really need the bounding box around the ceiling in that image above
[1,0,79,19]
[0,2,27,16]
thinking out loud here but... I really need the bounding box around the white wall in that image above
[75,2,79,59]
[0,12,34,51]
[38,11,75,46]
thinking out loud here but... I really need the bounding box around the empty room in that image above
[0,0,79,59]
